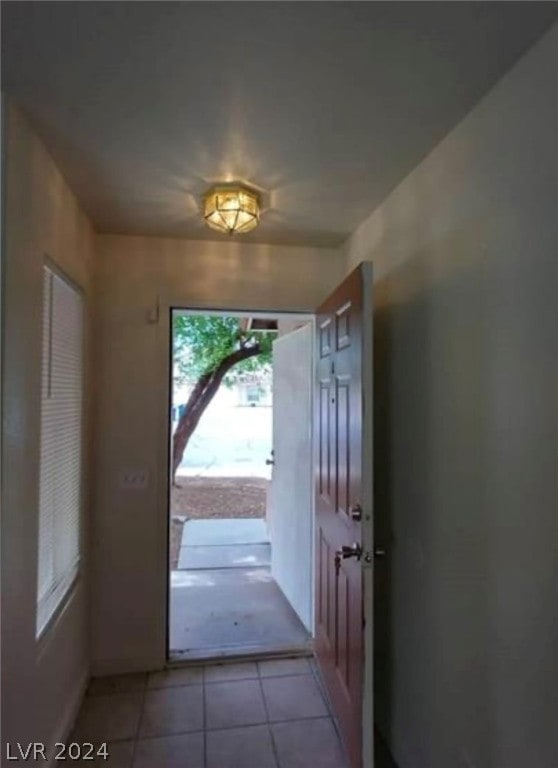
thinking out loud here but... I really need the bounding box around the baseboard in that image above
[91,655,164,677]
[47,669,89,768]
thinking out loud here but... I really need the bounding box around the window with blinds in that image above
[36,265,84,637]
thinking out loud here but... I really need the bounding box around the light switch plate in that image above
[119,468,149,491]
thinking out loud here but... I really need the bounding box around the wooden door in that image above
[268,324,313,632]
[314,263,373,768]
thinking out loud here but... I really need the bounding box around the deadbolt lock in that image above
[350,503,362,521]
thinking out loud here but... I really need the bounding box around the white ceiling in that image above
[2,2,556,247]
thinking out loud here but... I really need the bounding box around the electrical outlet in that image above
[119,468,149,491]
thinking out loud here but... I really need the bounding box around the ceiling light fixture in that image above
[203,184,260,235]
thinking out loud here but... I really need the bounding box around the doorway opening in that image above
[168,309,315,662]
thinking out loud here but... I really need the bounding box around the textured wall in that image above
[345,25,558,768]
[90,234,345,673]
[1,103,94,763]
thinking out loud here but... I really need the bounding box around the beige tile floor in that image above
[72,657,350,768]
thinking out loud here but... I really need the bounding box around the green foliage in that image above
[173,315,274,387]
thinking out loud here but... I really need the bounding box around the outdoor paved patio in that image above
[177,518,271,570]
[170,519,309,658]
[178,543,271,570]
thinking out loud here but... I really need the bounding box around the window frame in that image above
[36,259,85,640]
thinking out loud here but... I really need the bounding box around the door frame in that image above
[164,306,316,659]
[361,266,374,768]
[160,290,374,768]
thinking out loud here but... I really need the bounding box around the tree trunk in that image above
[172,343,262,483]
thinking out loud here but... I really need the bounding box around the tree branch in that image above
[172,342,262,480]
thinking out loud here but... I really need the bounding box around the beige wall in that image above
[346,25,558,768]
[91,234,344,673]
[4,19,556,766]
[1,104,94,763]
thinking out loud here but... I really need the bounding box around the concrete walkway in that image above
[170,568,310,657]
[181,518,269,546]
[170,518,310,657]
[177,518,271,570]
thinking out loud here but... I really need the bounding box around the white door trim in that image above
[361,261,375,768]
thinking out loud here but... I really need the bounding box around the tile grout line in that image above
[309,659,334,716]
[256,662,282,768]
[308,661,351,768]
[129,674,148,768]
[107,712,333,743]
[204,712,332,734]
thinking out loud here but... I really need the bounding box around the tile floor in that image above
[73,657,349,768]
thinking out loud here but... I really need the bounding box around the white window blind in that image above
[37,265,84,636]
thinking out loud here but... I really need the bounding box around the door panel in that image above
[319,382,332,501]
[268,324,313,633]
[336,378,351,517]
[314,263,373,768]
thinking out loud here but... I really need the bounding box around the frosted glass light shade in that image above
[203,185,260,234]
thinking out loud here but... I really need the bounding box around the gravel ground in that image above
[169,476,268,569]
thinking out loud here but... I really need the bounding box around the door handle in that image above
[336,543,362,560]
[334,542,362,572]
[335,544,387,570]
[265,458,275,466]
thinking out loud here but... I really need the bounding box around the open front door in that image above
[267,323,313,633]
[314,263,374,768]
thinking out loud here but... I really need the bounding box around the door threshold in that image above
[167,640,313,666]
